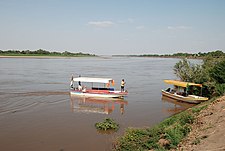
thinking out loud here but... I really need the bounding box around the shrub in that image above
[114,111,195,150]
[210,60,225,84]
[114,128,161,151]
[215,84,225,96]
[95,118,119,131]
[165,125,183,148]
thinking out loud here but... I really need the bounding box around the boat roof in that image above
[72,77,113,83]
[164,80,202,87]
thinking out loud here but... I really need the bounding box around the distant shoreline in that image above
[0,49,96,58]
[112,55,205,59]
[1,50,224,59]
[0,55,96,59]
[0,55,202,59]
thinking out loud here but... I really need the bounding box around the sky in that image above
[0,0,225,55]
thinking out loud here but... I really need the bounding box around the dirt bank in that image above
[177,96,225,151]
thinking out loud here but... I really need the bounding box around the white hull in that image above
[162,90,208,104]
[70,91,127,98]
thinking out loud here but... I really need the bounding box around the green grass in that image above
[113,102,215,151]
[192,105,208,113]
[114,111,194,151]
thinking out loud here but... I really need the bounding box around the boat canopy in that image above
[164,80,202,87]
[72,77,114,84]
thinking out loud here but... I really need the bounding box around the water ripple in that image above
[0,91,69,115]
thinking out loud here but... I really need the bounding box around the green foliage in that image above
[114,111,194,151]
[162,50,221,58]
[35,49,51,54]
[192,105,208,113]
[173,59,190,81]
[165,125,186,148]
[95,118,119,131]
[215,84,225,96]
[179,112,194,125]
[210,60,225,84]
[114,127,162,151]
[173,54,225,98]
[173,59,203,83]
[114,50,225,58]
[0,49,96,57]
[206,50,225,57]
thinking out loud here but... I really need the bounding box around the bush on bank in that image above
[95,118,119,131]
[174,56,225,98]
[113,105,208,151]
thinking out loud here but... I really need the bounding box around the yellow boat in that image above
[162,80,208,104]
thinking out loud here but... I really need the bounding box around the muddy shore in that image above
[177,95,225,151]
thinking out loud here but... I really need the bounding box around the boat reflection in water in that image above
[161,96,195,114]
[70,96,128,115]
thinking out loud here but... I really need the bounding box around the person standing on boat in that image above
[70,75,74,89]
[121,79,126,92]
[78,75,82,90]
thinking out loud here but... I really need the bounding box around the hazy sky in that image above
[0,0,225,55]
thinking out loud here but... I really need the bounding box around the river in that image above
[0,57,194,151]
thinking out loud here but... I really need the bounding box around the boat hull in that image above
[70,90,128,98]
[161,90,208,104]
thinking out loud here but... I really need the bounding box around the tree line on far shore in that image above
[1,49,224,58]
[0,49,96,57]
[114,50,225,58]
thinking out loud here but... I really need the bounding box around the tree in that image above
[35,49,50,54]
[210,60,225,84]
[174,57,225,97]
[207,50,224,57]
[173,59,203,82]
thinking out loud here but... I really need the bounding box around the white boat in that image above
[70,77,128,98]
[162,80,208,104]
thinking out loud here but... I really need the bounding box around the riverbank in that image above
[176,95,225,151]
[114,95,225,151]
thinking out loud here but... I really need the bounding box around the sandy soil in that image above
[177,95,225,151]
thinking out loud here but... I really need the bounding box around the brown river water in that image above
[0,57,195,151]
